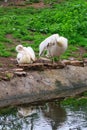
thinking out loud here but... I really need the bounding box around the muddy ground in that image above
[0,0,49,7]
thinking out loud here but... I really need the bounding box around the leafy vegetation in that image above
[60,91,87,108]
[0,107,17,115]
[0,0,87,58]
[61,97,87,107]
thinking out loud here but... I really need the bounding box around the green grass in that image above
[0,107,17,115]
[0,0,87,58]
[61,97,87,107]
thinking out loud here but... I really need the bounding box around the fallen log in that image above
[18,62,65,70]
[0,65,87,108]
[0,59,86,81]
[18,59,85,70]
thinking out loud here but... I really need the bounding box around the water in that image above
[0,102,87,130]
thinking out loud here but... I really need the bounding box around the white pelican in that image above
[16,44,36,64]
[39,34,68,61]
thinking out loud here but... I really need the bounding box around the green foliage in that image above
[0,43,12,57]
[61,98,77,106]
[61,97,87,107]
[5,72,13,79]
[0,0,87,57]
[83,53,87,58]
[0,107,17,116]
[83,92,87,96]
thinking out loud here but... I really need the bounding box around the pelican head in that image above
[16,45,24,52]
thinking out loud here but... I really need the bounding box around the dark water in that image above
[0,102,87,130]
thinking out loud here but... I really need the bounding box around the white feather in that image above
[39,34,68,58]
[16,45,36,64]
[39,34,60,56]
[27,47,36,61]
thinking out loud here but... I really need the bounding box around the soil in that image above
[0,0,47,8]
[0,0,64,8]
[0,57,17,80]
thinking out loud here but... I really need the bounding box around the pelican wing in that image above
[27,47,36,61]
[39,39,49,56]
[17,53,30,64]
[17,53,23,64]
[17,53,29,64]
[39,34,60,56]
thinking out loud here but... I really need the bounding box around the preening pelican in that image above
[39,34,68,60]
[16,45,36,64]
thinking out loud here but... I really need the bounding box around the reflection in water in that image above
[0,102,87,130]
[17,103,66,130]
[18,106,37,117]
[41,102,66,130]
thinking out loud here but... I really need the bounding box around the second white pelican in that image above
[16,45,36,64]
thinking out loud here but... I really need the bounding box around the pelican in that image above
[16,44,36,64]
[39,34,68,61]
